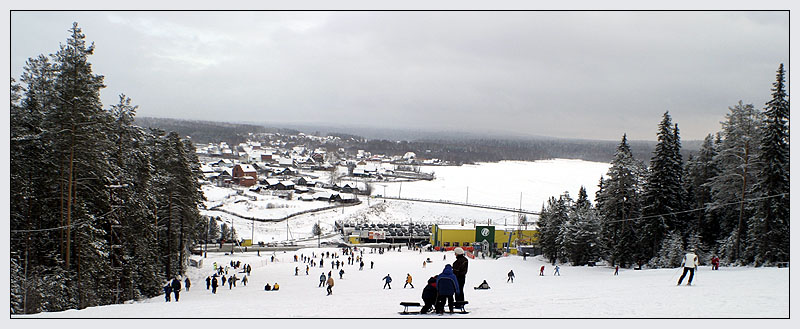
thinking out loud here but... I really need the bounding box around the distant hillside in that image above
[135,117,702,163]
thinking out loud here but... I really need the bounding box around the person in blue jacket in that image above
[382,274,393,289]
[435,264,460,314]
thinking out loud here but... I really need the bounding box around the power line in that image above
[604,193,788,224]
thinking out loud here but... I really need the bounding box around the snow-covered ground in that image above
[25,247,789,318]
[16,159,790,320]
[374,160,611,211]
[201,159,610,245]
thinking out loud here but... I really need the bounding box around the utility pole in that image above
[317,220,321,248]
[466,186,469,204]
[399,181,402,199]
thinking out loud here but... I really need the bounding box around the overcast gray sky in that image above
[10,11,788,141]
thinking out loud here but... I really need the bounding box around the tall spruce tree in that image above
[748,64,790,265]
[707,101,763,263]
[596,134,644,267]
[564,187,601,266]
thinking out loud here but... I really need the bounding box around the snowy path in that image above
[25,248,789,318]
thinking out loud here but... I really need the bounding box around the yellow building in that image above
[430,224,538,255]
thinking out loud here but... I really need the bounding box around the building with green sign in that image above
[430,224,538,255]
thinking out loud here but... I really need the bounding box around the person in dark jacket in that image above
[382,274,393,289]
[205,276,211,290]
[451,247,468,302]
[163,282,172,302]
[420,276,438,314]
[171,277,182,302]
[435,264,460,314]
[475,280,490,289]
[211,275,219,294]
[507,270,515,283]
[222,275,227,287]
[185,277,191,291]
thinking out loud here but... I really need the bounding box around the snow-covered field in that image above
[26,247,789,318]
[375,160,611,211]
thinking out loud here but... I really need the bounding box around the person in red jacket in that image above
[539,265,545,276]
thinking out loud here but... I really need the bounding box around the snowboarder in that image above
[211,275,219,294]
[507,270,515,283]
[475,280,490,290]
[339,268,345,279]
[326,276,334,295]
[420,276,438,314]
[319,273,326,287]
[206,276,211,290]
[163,282,172,302]
[435,264,460,314]
[539,265,545,276]
[554,265,560,276]
[677,248,699,286]
[171,277,182,302]
[404,273,414,288]
[184,277,191,291]
[452,247,468,302]
[383,274,393,289]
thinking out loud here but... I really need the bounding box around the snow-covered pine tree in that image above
[686,134,722,247]
[565,186,601,266]
[596,134,645,267]
[640,112,687,261]
[748,63,790,266]
[706,101,763,264]
[539,193,571,265]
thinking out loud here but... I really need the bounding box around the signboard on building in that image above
[475,225,495,251]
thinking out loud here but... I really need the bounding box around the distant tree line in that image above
[10,23,206,314]
[537,64,789,268]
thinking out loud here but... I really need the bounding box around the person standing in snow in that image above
[360,261,364,270]
[614,265,619,276]
[553,265,560,276]
[370,261,374,269]
[539,265,545,276]
[326,276,334,296]
[295,267,299,276]
[222,275,227,287]
[404,273,414,288]
[184,277,191,291]
[171,277,182,302]
[452,247,468,303]
[319,273,326,287]
[383,274,393,289]
[420,276,437,314]
[306,265,309,275]
[677,249,700,286]
[435,264,460,314]
[339,268,345,279]
[206,276,211,290]
[507,270,515,283]
[163,282,172,302]
[242,275,248,286]
[211,275,219,294]
[423,261,427,268]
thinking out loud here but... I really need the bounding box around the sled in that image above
[399,302,421,314]
[398,301,469,315]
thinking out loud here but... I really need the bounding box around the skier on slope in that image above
[383,274,393,289]
[554,265,560,276]
[539,265,545,276]
[404,273,414,288]
[507,270,515,283]
[677,248,700,286]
